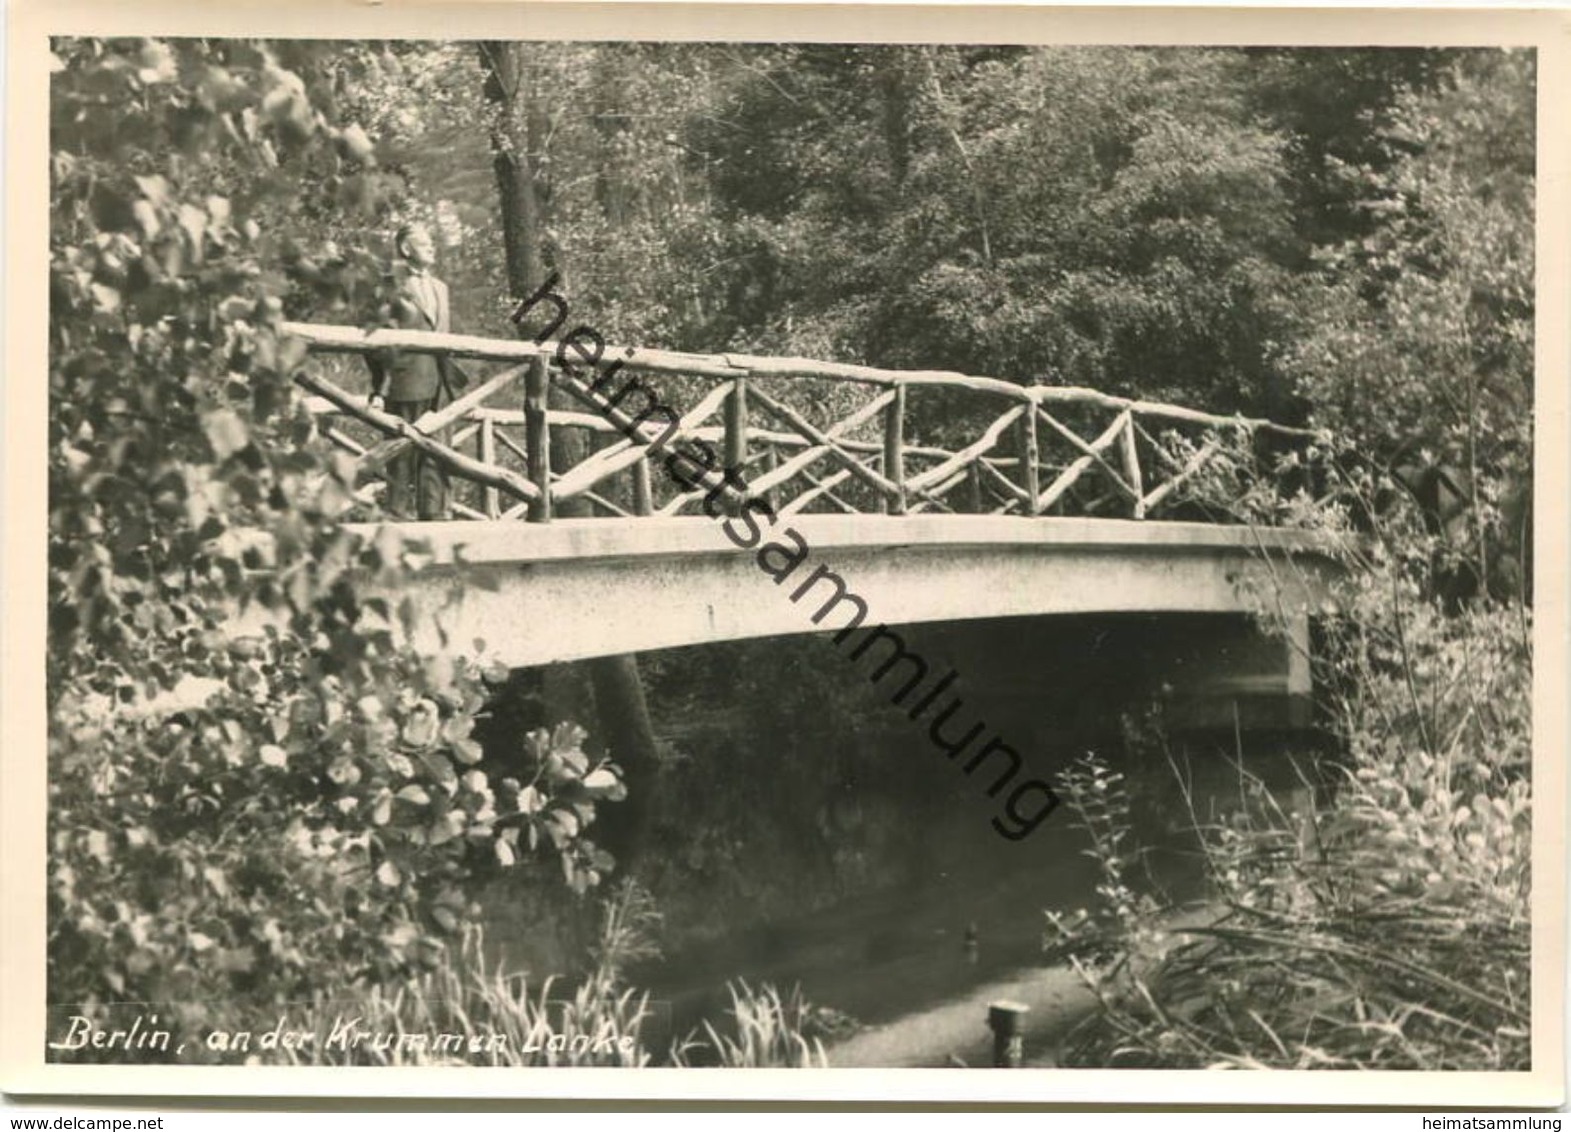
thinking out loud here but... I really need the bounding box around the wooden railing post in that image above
[1120,413,1145,519]
[632,453,653,517]
[760,442,780,513]
[884,383,906,515]
[525,356,552,523]
[479,414,499,519]
[724,375,749,515]
[1019,403,1041,516]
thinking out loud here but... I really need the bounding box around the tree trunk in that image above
[591,49,630,229]
[479,42,545,298]
[584,655,661,869]
[480,40,663,875]
[876,47,912,189]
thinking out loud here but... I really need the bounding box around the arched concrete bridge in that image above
[263,321,1345,725]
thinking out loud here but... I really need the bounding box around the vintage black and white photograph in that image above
[8,4,1565,1103]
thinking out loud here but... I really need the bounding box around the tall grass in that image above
[272,921,654,1066]
[216,879,833,1067]
[670,980,830,1068]
[1045,577,1532,1070]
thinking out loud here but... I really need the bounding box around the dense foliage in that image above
[44,37,1535,1068]
[1283,50,1535,600]
[1047,566,1531,1069]
[47,38,623,1032]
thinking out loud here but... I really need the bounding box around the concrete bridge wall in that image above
[340,517,1336,703]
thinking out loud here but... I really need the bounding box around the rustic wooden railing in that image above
[281,322,1321,525]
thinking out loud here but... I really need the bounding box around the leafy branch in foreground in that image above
[46,37,625,1033]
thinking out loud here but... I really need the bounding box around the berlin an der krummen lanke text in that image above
[507,275,1062,841]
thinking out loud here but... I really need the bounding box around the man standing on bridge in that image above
[367,222,461,520]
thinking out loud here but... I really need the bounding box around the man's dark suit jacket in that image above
[369,270,453,404]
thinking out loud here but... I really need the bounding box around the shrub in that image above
[46,40,632,1046]
[1044,542,1531,1070]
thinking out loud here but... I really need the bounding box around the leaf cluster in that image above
[47,37,621,1032]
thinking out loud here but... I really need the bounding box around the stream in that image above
[631,768,1223,1052]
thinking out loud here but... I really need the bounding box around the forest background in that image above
[43,39,1536,1069]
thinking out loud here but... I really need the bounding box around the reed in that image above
[670,980,831,1068]
[1046,593,1531,1071]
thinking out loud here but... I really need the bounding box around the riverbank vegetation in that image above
[46,39,1534,1067]
[1048,581,1531,1069]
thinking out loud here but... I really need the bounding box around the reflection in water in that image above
[634,772,1217,1038]
[634,735,1294,1044]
